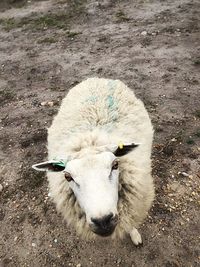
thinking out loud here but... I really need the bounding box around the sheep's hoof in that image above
[130,228,143,246]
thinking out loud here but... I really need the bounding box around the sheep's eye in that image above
[112,161,119,170]
[64,172,73,182]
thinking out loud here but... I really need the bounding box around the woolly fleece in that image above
[47,78,154,239]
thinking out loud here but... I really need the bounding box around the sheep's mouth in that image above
[90,224,116,237]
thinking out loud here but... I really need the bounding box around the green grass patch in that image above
[186,138,195,145]
[0,18,17,31]
[0,0,87,31]
[0,14,69,31]
[31,14,70,30]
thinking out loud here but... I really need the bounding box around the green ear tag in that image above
[52,159,67,168]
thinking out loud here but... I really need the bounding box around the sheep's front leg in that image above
[130,227,142,246]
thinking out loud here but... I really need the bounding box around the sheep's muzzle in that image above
[89,213,118,237]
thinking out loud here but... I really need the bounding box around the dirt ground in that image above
[0,0,199,266]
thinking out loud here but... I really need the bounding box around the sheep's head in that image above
[32,143,139,237]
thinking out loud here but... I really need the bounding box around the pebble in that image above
[14,236,18,242]
[41,101,47,106]
[178,171,189,177]
[0,184,3,192]
[76,264,81,267]
[171,138,177,142]
[31,242,36,247]
[141,31,147,36]
[54,239,58,243]
[117,258,122,264]
[47,101,54,107]
[40,101,54,107]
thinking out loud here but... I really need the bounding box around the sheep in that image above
[32,77,154,245]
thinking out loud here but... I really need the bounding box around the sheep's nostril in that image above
[91,213,115,228]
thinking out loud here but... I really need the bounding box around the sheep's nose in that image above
[90,213,118,236]
[91,213,114,227]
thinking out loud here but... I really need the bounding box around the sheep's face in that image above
[32,142,139,236]
[64,152,119,236]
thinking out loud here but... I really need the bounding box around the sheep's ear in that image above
[32,160,66,172]
[114,143,139,157]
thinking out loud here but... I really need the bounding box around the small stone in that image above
[14,236,18,242]
[76,264,81,267]
[117,258,122,264]
[54,239,58,243]
[171,138,177,142]
[47,101,54,107]
[31,242,36,247]
[41,101,47,106]
[178,171,189,177]
[141,31,147,36]
[0,184,3,192]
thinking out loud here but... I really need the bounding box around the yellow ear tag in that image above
[118,142,124,149]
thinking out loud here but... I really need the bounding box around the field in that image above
[0,0,199,266]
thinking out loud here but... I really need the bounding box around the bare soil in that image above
[0,0,199,266]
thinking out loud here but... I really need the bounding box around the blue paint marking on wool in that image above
[85,95,97,104]
[107,96,118,121]
[107,95,114,108]
[106,80,119,126]
[69,80,119,134]
[107,80,116,91]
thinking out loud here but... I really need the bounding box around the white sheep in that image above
[33,78,154,245]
